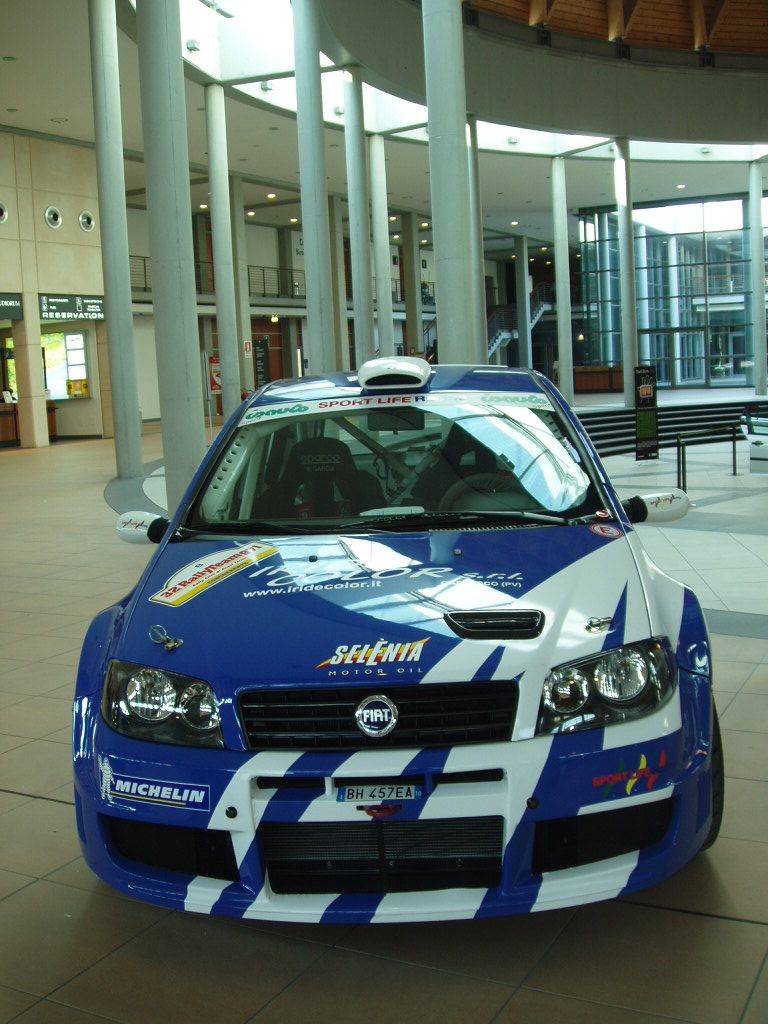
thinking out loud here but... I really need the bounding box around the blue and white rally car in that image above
[73,357,722,923]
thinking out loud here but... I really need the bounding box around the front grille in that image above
[532,798,675,874]
[239,681,518,750]
[261,816,504,894]
[445,610,544,639]
[105,816,239,882]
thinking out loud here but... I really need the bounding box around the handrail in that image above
[676,425,740,491]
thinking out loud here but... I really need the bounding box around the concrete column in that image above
[343,70,375,364]
[136,0,206,512]
[205,83,241,417]
[749,160,767,395]
[328,194,349,370]
[292,0,336,372]
[614,137,639,408]
[552,156,574,403]
[467,114,487,363]
[369,133,394,355]
[11,297,48,447]
[88,0,143,476]
[229,175,255,390]
[514,236,532,368]
[635,224,650,363]
[422,0,474,361]
[401,212,424,358]
[667,234,681,386]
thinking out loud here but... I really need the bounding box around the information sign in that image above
[39,294,104,321]
[635,365,659,460]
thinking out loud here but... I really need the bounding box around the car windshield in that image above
[187,390,603,530]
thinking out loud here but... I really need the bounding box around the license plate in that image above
[337,784,422,803]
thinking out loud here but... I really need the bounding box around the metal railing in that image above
[675,425,740,491]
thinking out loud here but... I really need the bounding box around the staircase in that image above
[487,284,553,359]
[577,399,768,458]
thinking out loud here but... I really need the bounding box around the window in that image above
[41,332,88,399]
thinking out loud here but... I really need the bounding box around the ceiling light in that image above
[50,117,68,124]
[420,239,428,245]
[260,82,273,92]
[199,204,208,210]
[392,234,400,240]
[700,147,712,155]
[267,193,277,199]
[270,314,279,323]
[541,247,548,252]
[420,222,429,228]
[510,220,519,227]
[290,217,299,223]
[333,106,344,116]
[507,136,519,145]
[676,183,686,190]
[186,39,200,52]
[247,211,255,217]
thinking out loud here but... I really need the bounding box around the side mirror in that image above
[622,489,690,525]
[116,511,169,544]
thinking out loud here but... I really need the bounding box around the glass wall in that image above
[579,196,767,388]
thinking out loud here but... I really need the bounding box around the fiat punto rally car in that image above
[73,357,722,923]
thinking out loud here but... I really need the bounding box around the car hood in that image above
[116,523,651,698]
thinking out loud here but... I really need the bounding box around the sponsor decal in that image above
[592,749,668,798]
[354,694,399,738]
[239,403,309,425]
[243,564,523,598]
[589,523,623,540]
[98,756,210,811]
[317,638,430,671]
[151,542,277,607]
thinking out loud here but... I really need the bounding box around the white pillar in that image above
[514,236,532,368]
[552,156,574,403]
[421,0,474,362]
[369,133,394,355]
[292,0,336,372]
[749,160,767,395]
[89,0,143,477]
[614,137,639,408]
[229,175,255,390]
[136,0,206,511]
[467,114,486,363]
[401,212,424,358]
[205,84,241,417]
[328,194,349,370]
[343,70,375,364]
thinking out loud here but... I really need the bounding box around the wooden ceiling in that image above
[470,0,768,54]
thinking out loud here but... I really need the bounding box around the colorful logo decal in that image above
[98,757,210,811]
[317,638,430,670]
[240,403,309,425]
[151,542,277,607]
[592,749,668,798]
[589,524,623,540]
[355,694,399,738]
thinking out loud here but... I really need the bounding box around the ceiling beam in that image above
[690,0,708,48]
[708,0,732,42]
[607,0,625,40]
[528,0,558,26]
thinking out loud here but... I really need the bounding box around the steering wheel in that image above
[439,473,528,512]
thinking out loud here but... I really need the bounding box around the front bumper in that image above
[73,671,715,923]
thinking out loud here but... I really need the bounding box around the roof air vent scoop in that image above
[358,356,432,391]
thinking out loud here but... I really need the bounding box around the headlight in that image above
[102,661,224,748]
[537,639,675,736]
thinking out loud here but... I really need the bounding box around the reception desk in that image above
[0,402,58,446]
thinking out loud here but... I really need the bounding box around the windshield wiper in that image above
[341,509,571,529]
[180,520,321,537]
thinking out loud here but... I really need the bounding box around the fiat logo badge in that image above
[354,694,398,738]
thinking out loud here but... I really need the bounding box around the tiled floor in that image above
[1,432,767,1024]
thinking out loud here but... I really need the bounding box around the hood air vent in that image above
[444,610,544,640]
